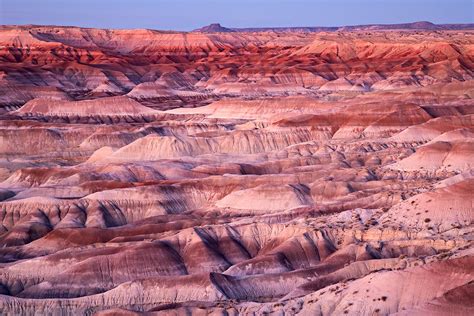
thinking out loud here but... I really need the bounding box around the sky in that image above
[0,0,472,31]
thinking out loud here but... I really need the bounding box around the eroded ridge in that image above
[0,26,473,315]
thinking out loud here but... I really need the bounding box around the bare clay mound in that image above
[15,96,161,117]
[0,25,473,315]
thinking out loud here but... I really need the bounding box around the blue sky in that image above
[1,0,472,30]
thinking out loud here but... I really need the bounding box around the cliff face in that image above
[0,26,473,315]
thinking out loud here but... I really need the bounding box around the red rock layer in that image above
[0,26,473,315]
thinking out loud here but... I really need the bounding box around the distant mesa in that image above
[406,21,437,29]
[193,23,235,33]
[193,21,473,33]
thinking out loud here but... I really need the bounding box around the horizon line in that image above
[2,20,474,32]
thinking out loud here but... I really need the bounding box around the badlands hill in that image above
[0,25,473,315]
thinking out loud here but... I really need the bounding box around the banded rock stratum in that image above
[0,24,473,315]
